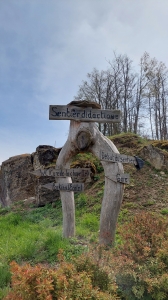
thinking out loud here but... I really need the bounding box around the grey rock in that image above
[140,144,166,170]
[0,146,61,207]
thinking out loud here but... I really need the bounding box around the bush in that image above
[5,253,117,300]
[4,212,168,300]
[114,212,168,299]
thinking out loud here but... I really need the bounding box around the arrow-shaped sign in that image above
[42,182,84,192]
[100,151,144,170]
[106,173,130,184]
[30,168,90,178]
[100,151,137,164]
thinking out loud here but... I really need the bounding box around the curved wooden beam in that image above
[56,120,124,245]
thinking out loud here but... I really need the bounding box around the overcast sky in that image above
[1,0,168,164]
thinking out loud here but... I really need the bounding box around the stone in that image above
[140,144,165,170]
[0,146,61,207]
[33,145,61,170]
[0,154,34,206]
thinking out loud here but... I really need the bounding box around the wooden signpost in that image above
[45,100,143,245]
[100,151,137,164]
[49,105,120,123]
[42,182,84,192]
[30,168,90,178]
[107,173,130,184]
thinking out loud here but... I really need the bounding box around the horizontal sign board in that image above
[49,105,120,123]
[108,173,130,184]
[100,151,137,164]
[42,182,84,192]
[30,168,90,178]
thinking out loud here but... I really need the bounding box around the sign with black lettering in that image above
[108,173,130,184]
[49,105,120,123]
[42,182,84,192]
[100,151,137,164]
[30,168,90,178]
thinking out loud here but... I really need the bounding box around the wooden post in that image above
[56,119,124,245]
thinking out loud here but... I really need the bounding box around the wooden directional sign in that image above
[30,168,90,178]
[100,151,137,165]
[108,173,130,184]
[49,105,120,123]
[42,182,84,192]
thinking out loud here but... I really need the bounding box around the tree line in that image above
[74,52,168,140]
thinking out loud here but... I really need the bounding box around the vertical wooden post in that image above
[90,127,124,245]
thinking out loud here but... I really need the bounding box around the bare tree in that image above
[75,51,168,139]
[75,68,121,135]
[141,52,168,140]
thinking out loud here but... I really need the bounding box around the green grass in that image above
[0,203,91,265]
[0,201,99,297]
[1,132,168,299]
[160,208,168,215]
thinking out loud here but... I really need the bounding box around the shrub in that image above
[114,212,168,299]
[5,255,117,300]
[118,212,168,263]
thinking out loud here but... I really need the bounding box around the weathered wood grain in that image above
[107,173,130,184]
[55,120,124,244]
[30,168,90,178]
[42,182,84,192]
[100,151,137,164]
[49,105,120,123]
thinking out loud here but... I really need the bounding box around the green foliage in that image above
[0,206,11,216]
[23,203,62,225]
[93,174,100,181]
[1,135,168,299]
[71,151,104,173]
[0,264,11,289]
[73,253,110,292]
[75,193,87,209]
[114,212,168,299]
[118,212,168,263]
[118,208,129,223]
[0,264,11,300]
[142,200,155,207]
[160,208,168,215]
[2,210,168,300]
[109,132,145,149]
[80,213,99,232]
[40,231,70,262]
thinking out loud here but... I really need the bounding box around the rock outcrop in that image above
[0,154,34,207]
[0,146,61,207]
[32,146,61,206]
[140,144,168,170]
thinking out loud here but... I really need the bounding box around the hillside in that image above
[0,133,168,299]
[76,132,168,217]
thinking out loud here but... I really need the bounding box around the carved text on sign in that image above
[100,151,137,164]
[43,182,84,192]
[49,105,120,123]
[30,168,90,178]
[108,173,130,184]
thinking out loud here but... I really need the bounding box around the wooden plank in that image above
[30,168,90,178]
[42,182,84,192]
[108,173,130,184]
[100,151,137,164]
[49,105,120,123]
